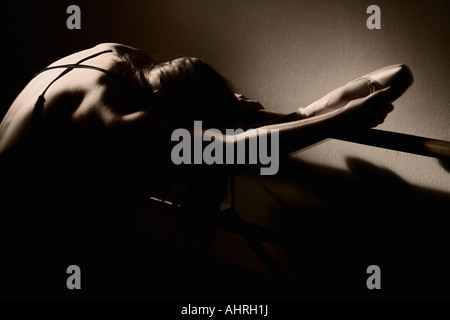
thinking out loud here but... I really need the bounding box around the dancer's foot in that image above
[297,64,413,118]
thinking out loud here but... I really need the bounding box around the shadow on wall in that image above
[233,155,450,298]
[440,159,450,174]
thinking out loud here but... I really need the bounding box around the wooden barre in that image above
[330,129,450,161]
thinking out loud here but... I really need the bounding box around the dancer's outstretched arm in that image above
[206,86,395,155]
[235,64,412,132]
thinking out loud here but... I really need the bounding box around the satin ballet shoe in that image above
[350,64,414,101]
[298,64,414,118]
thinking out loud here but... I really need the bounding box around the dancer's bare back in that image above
[0,43,161,156]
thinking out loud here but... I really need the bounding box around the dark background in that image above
[2,0,450,300]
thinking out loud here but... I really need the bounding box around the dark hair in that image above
[108,45,157,109]
[147,57,239,130]
[110,46,239,129]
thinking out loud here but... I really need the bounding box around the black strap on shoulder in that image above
[37,64,116,79]
[31,49,115,125]
[34,49,115,95]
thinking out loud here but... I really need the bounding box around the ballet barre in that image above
[330,129,450,161]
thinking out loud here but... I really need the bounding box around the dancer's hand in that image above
[234,93,264,111]
[341,86,395,128]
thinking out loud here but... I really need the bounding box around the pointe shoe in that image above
[298,64,414,118]
[351,64,414,100]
